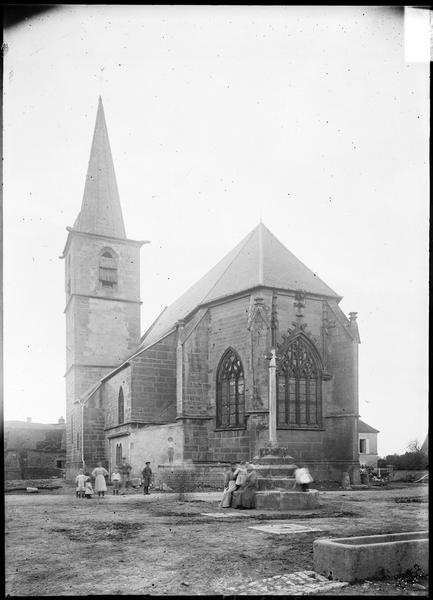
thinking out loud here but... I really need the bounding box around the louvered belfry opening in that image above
[99,248,117,286]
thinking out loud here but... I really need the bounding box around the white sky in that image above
[3,5,429,456]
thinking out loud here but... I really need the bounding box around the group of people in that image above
[220,462,258,509]
[219,462,314,509]
[75,459,153,498]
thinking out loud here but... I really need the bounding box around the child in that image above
[75,468,88,499]
[111,468,121,495]
[84,480,94,499]
[294,466,313,492]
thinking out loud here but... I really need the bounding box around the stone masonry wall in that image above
[182,312,211,417]
[130,333,177,423]
[103,366,133,428]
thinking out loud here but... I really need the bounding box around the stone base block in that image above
[313,531,429,583]
[255,489,321,510]
[257,477,296,491]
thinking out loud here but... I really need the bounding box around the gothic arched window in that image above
[99,248,117,287]
[277,334,322,428]
[216,349,245,429]
[118,387,124,424]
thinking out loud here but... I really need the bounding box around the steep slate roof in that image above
[358,419,380,434]
[141,223,340,348]
[74,97,126,238]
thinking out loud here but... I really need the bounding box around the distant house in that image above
[4,417,66,480]
[358,419,379,469]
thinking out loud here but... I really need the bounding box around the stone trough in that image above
[313,531,429,583]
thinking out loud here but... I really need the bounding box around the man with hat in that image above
[141,461,153,495]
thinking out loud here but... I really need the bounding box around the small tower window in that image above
[118,387,124,424]
[99,248,118,286]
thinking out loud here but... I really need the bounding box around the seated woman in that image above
[219,463,237,508]
[232,463,258,509]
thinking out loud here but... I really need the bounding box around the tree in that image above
[378,439,428,471]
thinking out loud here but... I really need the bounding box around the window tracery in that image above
[216,349,245,429]
[276,334,322,428]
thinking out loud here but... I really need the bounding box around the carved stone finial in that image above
[349,312,358,322]
[294,289,306,319]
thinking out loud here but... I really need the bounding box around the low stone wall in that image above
[4,467,65,481]
[5,478,65,491]
[156,463,227,491]
[391,470,428,482]
[156,460,360,492]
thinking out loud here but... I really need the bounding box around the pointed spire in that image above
[75,97,126,238]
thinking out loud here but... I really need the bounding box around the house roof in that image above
[74,97,126,239]
[141,222,340,348]
[358,419,379,434]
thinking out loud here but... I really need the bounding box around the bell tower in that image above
[61,98,147,477]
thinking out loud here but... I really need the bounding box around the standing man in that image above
[142,461,153,495]
[120,457,132,492]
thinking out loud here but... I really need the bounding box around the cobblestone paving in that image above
[249,521,324,534]
[225,570,348,595]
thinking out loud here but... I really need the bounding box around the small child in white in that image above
[75,469,88,499]
[111,468,121,495]
[294,466,313,492]
[84,480,94,499]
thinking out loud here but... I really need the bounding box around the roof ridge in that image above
[200,227,257,304]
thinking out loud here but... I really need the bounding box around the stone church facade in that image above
[63,99,361,484]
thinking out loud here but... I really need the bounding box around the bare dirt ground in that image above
[5,483,428,596]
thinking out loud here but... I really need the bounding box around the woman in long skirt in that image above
[232,463,258,509]
[219,464,237,508]
[92,462,108,497]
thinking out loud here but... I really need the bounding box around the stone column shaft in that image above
[268,348,277,445]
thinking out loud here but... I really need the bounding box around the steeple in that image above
[75,97,126,238]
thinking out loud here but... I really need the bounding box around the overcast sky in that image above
[3,5,429,456]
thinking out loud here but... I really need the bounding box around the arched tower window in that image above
[276,334,322,428]
[116,443,122,467]
[99,248,118,287]
[118,387,124,424]
[216,349,245,429]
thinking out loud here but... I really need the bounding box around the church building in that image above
[62,99,361,484]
